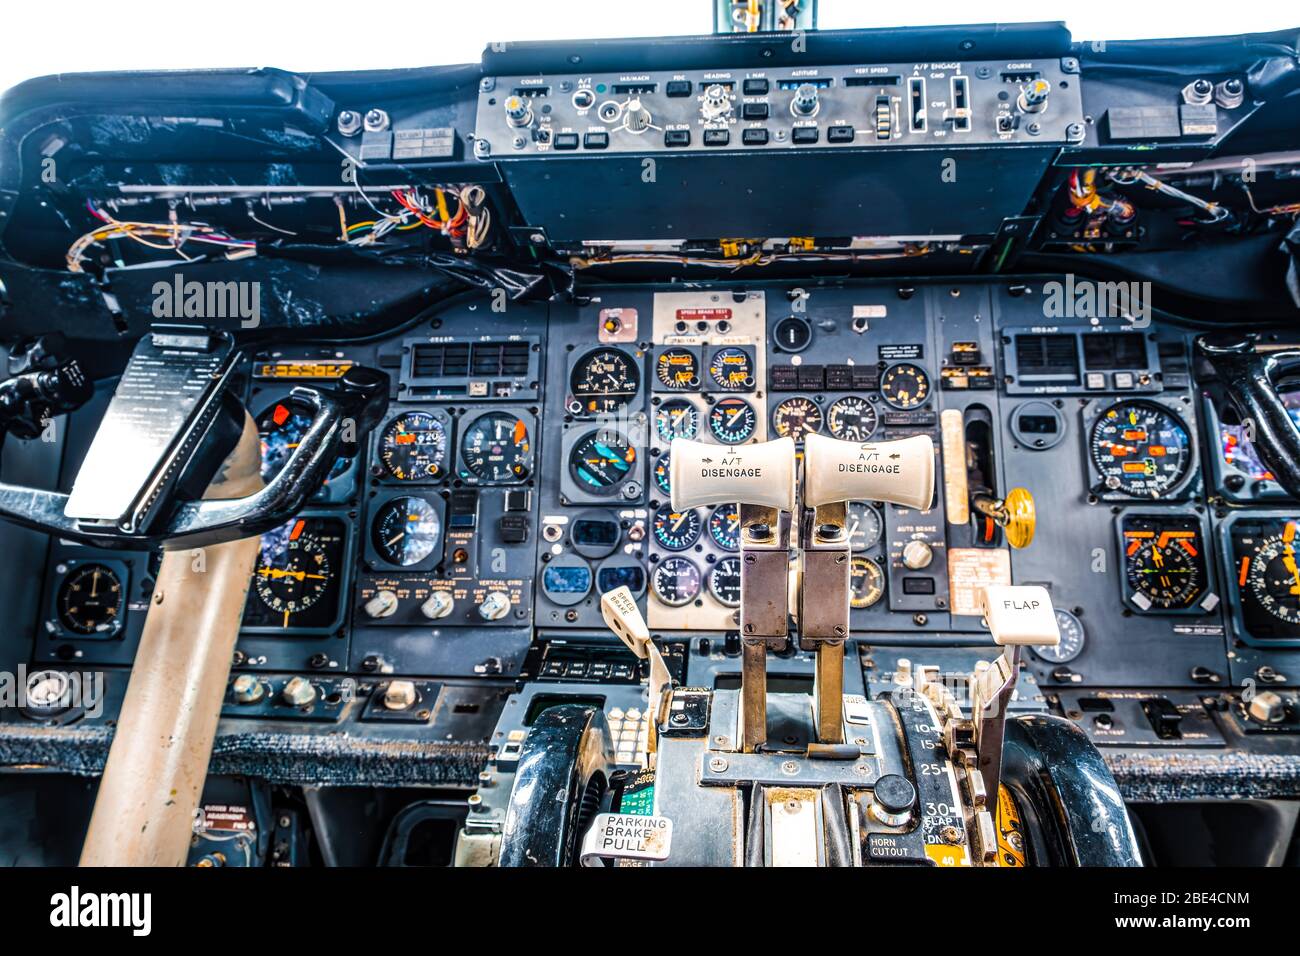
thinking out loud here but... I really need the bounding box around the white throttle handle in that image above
[669,436,797,513]
[802,433,935,510]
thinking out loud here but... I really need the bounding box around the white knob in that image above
[364,589,399,619]
[383,680,418,711]
[1248,691,1287,724]
[802,433,935,510]
[902,539,933,570]
[979,585,1060,648]
[421,591,454,620]
[281,676,316,707]
[670,436,796,513]
[479,590,512,621]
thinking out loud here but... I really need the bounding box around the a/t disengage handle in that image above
[670,436,796,512]
[802,432,935,509]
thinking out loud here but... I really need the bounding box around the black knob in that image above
[873,773,916,814]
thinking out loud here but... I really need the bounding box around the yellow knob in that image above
[1001,487,1036,549]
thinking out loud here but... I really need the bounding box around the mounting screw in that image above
[708,756,728,772]
[781,760,799,776]
[1066,122,1085,142]
[479,77,495,92]
[474,139,491,158]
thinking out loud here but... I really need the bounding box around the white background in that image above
[1,0,1295,95]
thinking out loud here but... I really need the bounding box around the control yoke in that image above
[0,326,390,550]
[1195,333,1300,499]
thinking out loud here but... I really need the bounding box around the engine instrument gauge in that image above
[708,347,754,391]
[1122,516,1206,611]
[655,348,700,390]
[1090,401,1192,498]
[709,397,757,444]
[826,395,879,441]
[460,413,532,482]
[708,503,741,552]
[651,556,701,606]
[708,557,742,607]
[257,399,350,485]
[652,505,702,551]
[377,411,448,482]
[653,453,672,495]
[655,400,699,442]
[849,556,884,609]
[569,431,636,492]
[570,348,640,415]
[371,496,443,567]
[248,517,346,629]
[56,564,125,635]
[771,396,823,442]
[1033,608,1086,664]
[879,363,931,410]
[847,502,883,552]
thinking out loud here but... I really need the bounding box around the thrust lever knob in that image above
[670,436,796,513]
[802,432,935,509]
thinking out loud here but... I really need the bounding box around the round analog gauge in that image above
[460,413,532,482]
[570,348,640,415]
[652,505,702,551]
[773,315,813,353]
[879,363,931,410]
[371,496,442,567]
[652,557,702,607]
[709,397,757,444]
[772,396,823,443]
[56,564,124,635]
[849,556,884,609]
[708,557,742,607]
[1034,608,1086,663]
[847,502,883,552]
[655,400,699,443]
[1245,532,1300,626]
[653,452,672,496]
[826,395,879,442]
[708,347,755,391]
[655,348,700,390]
[1125,531,1203,610]
[708,503,741,552]
[1090,402,1192,498]
[253,519,334,619]
[257,399,350,485]
[377,411,448,482]
[569,431,636,492]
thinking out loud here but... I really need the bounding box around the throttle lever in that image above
[1195,333,1300,498]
